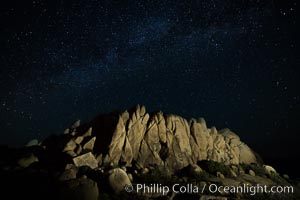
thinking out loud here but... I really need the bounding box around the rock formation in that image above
[1,105,298,200]
[64,105,257,173]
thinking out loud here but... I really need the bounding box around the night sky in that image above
[0,1,299,174]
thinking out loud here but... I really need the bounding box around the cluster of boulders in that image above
[23,104,258,176]
[0,105,298,200]
[65,105,257,173]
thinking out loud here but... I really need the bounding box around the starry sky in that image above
[0,0,299,174]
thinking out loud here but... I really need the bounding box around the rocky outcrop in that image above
[1,105,298,200]
[65,105,258,173]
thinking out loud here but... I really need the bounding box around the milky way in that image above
[0,1,299,175]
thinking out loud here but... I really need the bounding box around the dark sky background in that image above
[0,1,299,175]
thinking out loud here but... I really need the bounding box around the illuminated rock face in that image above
[73,152,98,169]
[67,105,257,172]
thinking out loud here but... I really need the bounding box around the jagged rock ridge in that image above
[2,105,298,200]
[65,105,257,173]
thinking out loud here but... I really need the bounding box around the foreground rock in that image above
[17,154,39,168]
[59,177,99,200]
[108,168,132,193]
